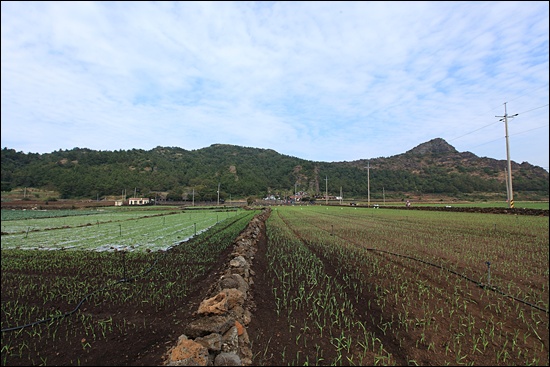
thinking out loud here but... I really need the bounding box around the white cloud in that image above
[2,1,548,170]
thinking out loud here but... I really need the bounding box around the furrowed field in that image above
[0,207,238,251]
[248,206,549,366]
[1,206,256,366]
[1,205,549,366]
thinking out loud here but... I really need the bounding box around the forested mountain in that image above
[1,138,548,201]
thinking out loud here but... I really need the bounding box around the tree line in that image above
[1,145,548,201]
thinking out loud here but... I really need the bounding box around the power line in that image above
[467,124,549,149]
[457,93,543,148]
[507,84,549,105]
[448,121,500,142]
[448,103,549,144]
[517,104,549,115]
[511,124,550,136]
[468,137,502,149]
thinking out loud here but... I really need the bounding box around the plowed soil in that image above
[1,204,548,366]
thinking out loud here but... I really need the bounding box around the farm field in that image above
[247,206,549,366]
[1,207,238,251]
[1,205,549,366]
[375,201,549,210]
[1,208,258,366]
[331,200,549,210]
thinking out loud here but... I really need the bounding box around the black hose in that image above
[2,212,249,333]
[1,277,130,333]
[365,247,549,314]
[276,209,549,315]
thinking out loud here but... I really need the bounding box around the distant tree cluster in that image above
[1,145,548,200]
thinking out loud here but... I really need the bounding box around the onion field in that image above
[1,208,239,252]
[252,205,549,366]
[1,207,257,366]
[1,205,548,366]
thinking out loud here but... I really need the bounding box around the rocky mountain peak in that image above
[405,138,458,155]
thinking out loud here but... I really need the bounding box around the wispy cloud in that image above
[2,1,548,170]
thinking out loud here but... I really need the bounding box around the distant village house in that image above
[128,198,151,205]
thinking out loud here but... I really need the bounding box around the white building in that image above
[128,197,150,205]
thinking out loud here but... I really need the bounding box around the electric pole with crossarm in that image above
[364,161,371,208]
[325,176,328,205]
[496,102,517,209]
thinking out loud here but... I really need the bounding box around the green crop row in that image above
[1,209,259,366]
[1,209,240,252]
[1,209,103,222]
[256,206,548,366]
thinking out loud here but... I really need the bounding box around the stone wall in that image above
[164,208,270,366]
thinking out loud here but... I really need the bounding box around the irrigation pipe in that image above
[1,229,184,333]
[1,278,131,333]
[0,227,191,333]
[0,255,162,333]
[276,210,549,315]
[2,214,241,333]
[365,247,549,314]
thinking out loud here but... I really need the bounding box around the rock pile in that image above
[164,208,270,366]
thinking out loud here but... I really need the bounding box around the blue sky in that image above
[2,1,549,170]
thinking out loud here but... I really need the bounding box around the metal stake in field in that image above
[486,261,491,286]
[325,176,328,205]
[122,250,127,281]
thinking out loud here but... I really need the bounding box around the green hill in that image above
[1,138,548,202]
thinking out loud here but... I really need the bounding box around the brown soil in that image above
[1,235,237,366]
[246,209,549,366]
[1,199,116,210]
[2,199,548,216]
[1,205,548,366]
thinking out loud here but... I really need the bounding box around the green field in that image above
[1,205,548,366]
[1,209,259,366]
[256,205,549,365]
[338,200,549,209]
[0,208,241,252]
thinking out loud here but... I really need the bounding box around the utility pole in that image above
[366,161,371,208]
[217,182,220,206]
[504,168,510,204]
[340,186,343,205]
[325,176,328,205]
[383,186,385,206]
[192,188,195,206]
[496,102,517,208]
